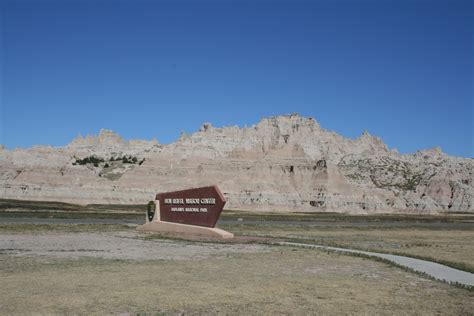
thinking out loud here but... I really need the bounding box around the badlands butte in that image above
[0,114,472,214]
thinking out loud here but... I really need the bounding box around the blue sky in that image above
[1,0,472,157]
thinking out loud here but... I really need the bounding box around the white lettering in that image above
[171,207,185,212]
[200,198,215,204]
[185,198,200,204]
[185,207,200,212]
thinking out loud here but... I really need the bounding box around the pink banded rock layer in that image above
[0,114,472,213]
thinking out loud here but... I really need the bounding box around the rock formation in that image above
[0,114,472,213]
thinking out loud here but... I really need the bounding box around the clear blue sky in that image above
[1,0,472,157]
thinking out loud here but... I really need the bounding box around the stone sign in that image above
[137,185,233,239]
[156,185,226,228]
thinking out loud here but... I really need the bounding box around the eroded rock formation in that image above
[1,114,472,213]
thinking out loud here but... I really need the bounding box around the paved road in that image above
[220,219,474,229]
[2,217,473,229]
[278,241,474,287]
[0,217,143,225]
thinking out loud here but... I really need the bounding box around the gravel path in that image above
[278,241,474,287]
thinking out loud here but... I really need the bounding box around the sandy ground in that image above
[0,231,269,261]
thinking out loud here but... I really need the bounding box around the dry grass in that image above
[224,224,474,272]
[1,212,473,314]
[1,247,473,315]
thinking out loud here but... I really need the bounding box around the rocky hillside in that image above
[1,114,472,213]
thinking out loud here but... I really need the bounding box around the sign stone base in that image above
[137,220,234,239]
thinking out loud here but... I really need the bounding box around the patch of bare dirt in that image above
[0,231,269,261]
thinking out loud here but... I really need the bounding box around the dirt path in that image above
[278,241,474,287]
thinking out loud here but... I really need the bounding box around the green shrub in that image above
[73,155,105,166]
[73,155,143,167]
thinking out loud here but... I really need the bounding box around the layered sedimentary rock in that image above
[1,114,472,213]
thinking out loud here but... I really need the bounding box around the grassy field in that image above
[1,199,473,314]
[222,223,474,273]
[1,238,473,315]
[1,198,474,272]
[221,209,474,223]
